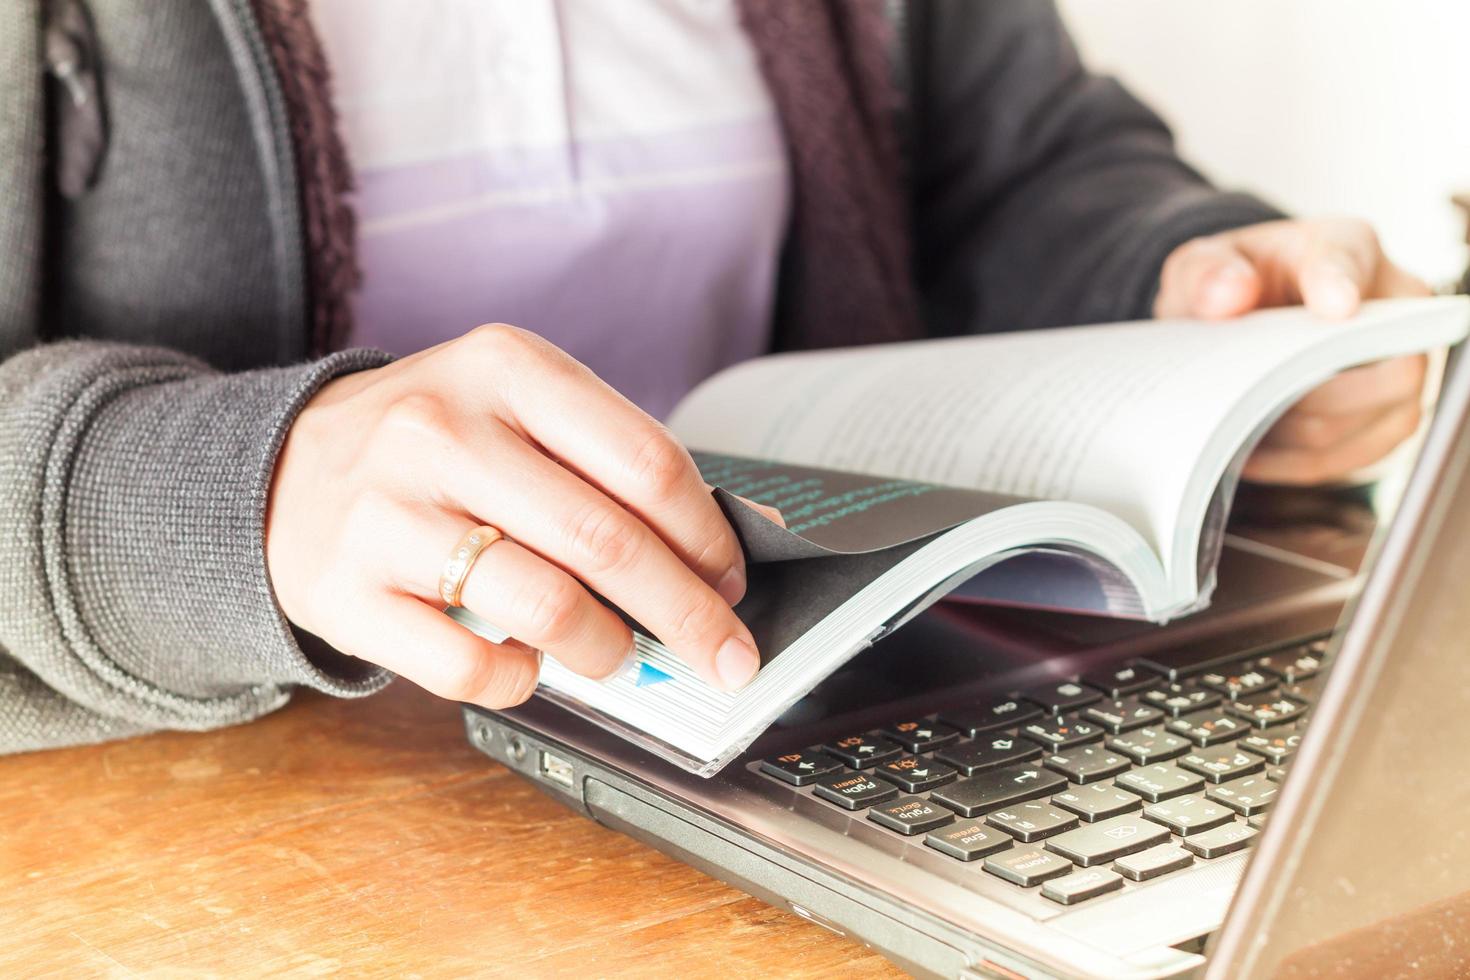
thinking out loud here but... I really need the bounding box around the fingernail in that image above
[1216,260,1253,281]
[716,565,747,606]
[598,637,638,683]
[1204,262,1252,310]
[715,637,760,691]
[1325,275,1360,314]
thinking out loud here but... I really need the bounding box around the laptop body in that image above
[463,352,1470,978]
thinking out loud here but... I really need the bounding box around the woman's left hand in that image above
[1155,217,1433,485]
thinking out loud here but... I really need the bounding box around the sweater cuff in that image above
[44,346,393,730]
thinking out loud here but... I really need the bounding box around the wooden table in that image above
[1,681,905,978]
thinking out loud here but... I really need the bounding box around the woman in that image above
[0,0,1428,752]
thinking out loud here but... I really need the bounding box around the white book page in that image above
[669,298,1470,585]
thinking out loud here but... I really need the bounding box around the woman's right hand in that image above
[264,323,765,709]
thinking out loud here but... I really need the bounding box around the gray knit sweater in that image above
[0,0,1282,753]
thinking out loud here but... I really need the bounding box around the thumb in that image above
[1155,236,1264,320]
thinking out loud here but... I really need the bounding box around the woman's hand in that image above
[265,324,764,709]
[1155,217,1433,485]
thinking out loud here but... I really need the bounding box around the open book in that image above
[454,296,1470,775]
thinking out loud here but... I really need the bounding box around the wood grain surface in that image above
[0,682,907,979]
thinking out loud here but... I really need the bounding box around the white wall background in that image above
[1059,0,1470,287]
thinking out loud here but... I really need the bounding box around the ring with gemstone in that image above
[438,525,504,608]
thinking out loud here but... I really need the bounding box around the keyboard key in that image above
[867,796,955,835]
[1181,821,1258,858]
[1247,813,1269,831]
[940,698,1041,736]
[1079,664,1159,698]
[931,765,1067,818]
[1085,697,1164,734]
[1043,746,1129,784]
[878,720,960,753]
[1042,868,1124,905]
[1179,748,1265,784]
[984,847,1074,887]
[1020,680,1102,715]
[986,801,1079,842]
[1166,710,1249,747]
[1136,648,1245,682]
[1051,782,1143,822]
[1106,727,1190,764]
[1206,775,1278,816]
[1044,814,1171,867]
[872,755,959,793]
[822,734,902,769]
[1198,666,1277,700]
[1142,684,1222,717]
[812,771,898,810]
[1113,843,1194,881]
[1252,649,1322,684]
[1020,714,1104,750]
[760,750,841,786]
[1116,763,1206,802]
[1238,726,1303,764]
[924,821,1013,861]
[935,732,1042,776]
[1142,794,1235,835]
[1226,695,1309,729]
[1266,765,1289,783]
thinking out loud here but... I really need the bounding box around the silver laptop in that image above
[464,350,1470,979]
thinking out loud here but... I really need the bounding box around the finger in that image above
[466,325,748,603]
[449,429,761,691]
[732,492,786,528]
[1296,222,1380,319]
[1377,261,1434,299]
[1279,355,1427,418]
[1257,401,1402,454]
[334,592,542,709]
[403,518,635,680]
[1244,398,1422,485]
[1154,236,1263,320]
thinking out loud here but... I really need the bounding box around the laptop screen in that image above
[1210,347,1470,977]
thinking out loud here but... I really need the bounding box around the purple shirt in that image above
[311,0,792,420]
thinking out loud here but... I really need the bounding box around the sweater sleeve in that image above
[910,0,1287,336]
[0,340,395,754]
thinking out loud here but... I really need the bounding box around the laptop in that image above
[463,349,1470,978]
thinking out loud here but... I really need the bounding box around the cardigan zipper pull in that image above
[44,0,108,199]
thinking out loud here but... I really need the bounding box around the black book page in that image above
[692,452,1033,665]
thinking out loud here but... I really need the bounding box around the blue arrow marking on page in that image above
[635,662,674,687]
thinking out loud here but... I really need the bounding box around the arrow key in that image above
[759,750,841,787]
[822,734,902,769]
[879,720,960,753]
[873,754,959,793]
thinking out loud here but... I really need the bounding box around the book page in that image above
[669,298,1470,585]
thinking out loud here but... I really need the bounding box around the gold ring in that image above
[439,525,504,608]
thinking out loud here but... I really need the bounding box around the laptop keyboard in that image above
[754,638,1327,908]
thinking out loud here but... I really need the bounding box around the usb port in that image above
[538,750,575,790]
